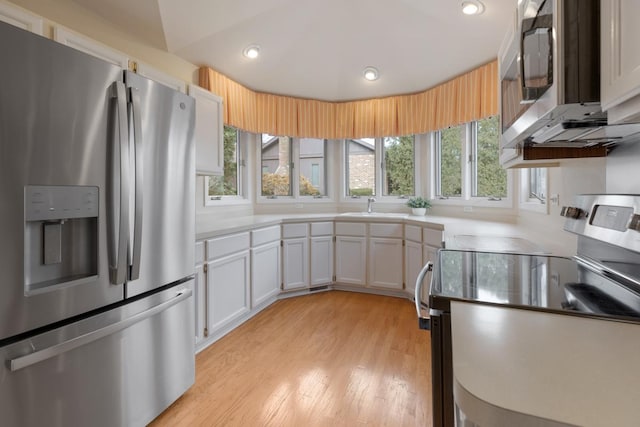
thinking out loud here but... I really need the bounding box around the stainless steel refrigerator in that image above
[0,21,196,426]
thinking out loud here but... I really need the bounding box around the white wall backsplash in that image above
[517,157,606,256]
[606,140,640,193]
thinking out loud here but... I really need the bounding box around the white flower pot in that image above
[411,208,427,216]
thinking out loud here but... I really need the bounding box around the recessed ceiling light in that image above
[461,1,485,15]
[363,66,379,81]
[243,44,260,59]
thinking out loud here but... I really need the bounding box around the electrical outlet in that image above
[550,194,560,206]
[463,206,473,212]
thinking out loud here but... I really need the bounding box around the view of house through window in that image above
[208,126,239,197]
[298,138,326,196]
[346,138,375,196]
[261,135,292,196]
[383,136,415,196]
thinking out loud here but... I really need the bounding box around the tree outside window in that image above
[383,136,415,196]
[438,125,464,197]
[475,116,507,198]
[208,126,239,197]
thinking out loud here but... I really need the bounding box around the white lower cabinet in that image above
[310,236,333,286]
[194,242,206,346]
[282,237,309,290]
[251,241,280,307]
[368,237,404,290]
[207,250,251,332]
[335,236,367,286]
[405,240,423,297]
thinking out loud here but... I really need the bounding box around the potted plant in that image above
[406,197,431,216]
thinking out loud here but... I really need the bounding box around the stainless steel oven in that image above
[416,194,640,426]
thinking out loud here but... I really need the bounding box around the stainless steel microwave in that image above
[500,0,603,148]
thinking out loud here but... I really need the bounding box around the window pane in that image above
[208,126,238,197]
[529,168,546,201]
[346,138,375,196]
[261,135,291,196]
[439,126,463,197]
[383,136,415,196]
[475,116,507,198]
[299,138,325,196]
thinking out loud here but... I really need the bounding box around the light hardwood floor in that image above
[150,291,432,427]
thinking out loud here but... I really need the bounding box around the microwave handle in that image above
[520,25,553,100]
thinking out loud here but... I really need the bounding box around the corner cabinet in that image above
[188,84,224,176]
[368,223,404,290]
[310,222,334,287]
[335,222,367,286]
[601,0,640,124]
[282,223,310,291]
[250,226,281,307]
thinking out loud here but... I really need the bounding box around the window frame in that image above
[430,117,513,208]
[519,168,548,214]
[341,135,420,203]
[256,136,333,203]
[204,127,249,206]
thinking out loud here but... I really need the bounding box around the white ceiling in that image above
[73,0,515,101]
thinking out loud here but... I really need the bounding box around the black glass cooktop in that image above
[429,249,640,322]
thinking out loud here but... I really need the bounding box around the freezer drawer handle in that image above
[415,262,432,330]
[8,288,192,372]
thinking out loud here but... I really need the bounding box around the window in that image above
[383,136,415,196]
[260,136,328,199]
[261,135,291,197]
[345,136,416,199]
[519,168,548,213]
[206,126,246,203]
[433,116,510,205]
[345,138,375,196]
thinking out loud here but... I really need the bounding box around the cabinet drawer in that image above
[370,223,403,238]
[423,228,444,248]
[207,232,250,260]
[252,225,281,246]
[405,225,422,243]
[311,221,333,236]
[282,223,308,239]
[195,241,205,265]
[335,222,366,237]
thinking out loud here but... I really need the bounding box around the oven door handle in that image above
[415,261,432,330]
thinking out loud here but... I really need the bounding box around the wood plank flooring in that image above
[150,291,432,427]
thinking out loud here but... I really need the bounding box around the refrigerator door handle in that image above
[109,81,130,285]
[8,288,192,372]
[129,87,143,281]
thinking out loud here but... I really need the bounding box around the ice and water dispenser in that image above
[24,185,99,294]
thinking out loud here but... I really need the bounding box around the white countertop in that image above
[451,302,640,426]
[197,212,573,256]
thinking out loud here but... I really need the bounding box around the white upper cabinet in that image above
[136,61,186,93]
[0,2,42,34]
[188,84,224,176]
[601,0,640,123]
[53,26,129,68]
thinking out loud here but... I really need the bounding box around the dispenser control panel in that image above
[25,185,99,221]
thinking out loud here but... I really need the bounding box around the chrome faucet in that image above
[367,197,376,213]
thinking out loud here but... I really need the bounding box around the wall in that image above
[606,138,640,193]
[7,0,197,84]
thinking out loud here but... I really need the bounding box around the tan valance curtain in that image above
[199,60,497,139]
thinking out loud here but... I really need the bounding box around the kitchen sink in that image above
[339,212,409,218]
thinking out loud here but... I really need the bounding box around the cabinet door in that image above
[188,84,223,175]
[194,262,206,345]
[207,251,250,332]
[405,240,423,297]
[601,0,640,122]
[0,2,43,34]
[282,237,309,290]
[310,236,333,286]
[335,236,366,286]
[422,246,439,304]
[53,26,129,68]
[368,237,403,290]
[251,241,280,307]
